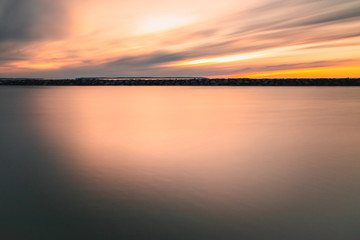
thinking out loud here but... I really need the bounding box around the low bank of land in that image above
[1,78,360,86]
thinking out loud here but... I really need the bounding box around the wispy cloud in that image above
[0,0,359,78]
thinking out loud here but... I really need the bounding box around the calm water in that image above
[1,86,360,240]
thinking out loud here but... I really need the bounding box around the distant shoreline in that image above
[1,78,360,86]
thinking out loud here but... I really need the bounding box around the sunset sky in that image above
[0,0,359,78]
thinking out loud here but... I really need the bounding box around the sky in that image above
[0,0,359,78]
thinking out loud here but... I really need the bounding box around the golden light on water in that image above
[30,87,314,209]
[29,87,360,211]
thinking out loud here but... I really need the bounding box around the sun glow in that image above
[170,53,262,66]
[138,15,192,34]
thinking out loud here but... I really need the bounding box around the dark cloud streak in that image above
[107,52,188,68]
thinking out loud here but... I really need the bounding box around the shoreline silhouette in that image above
[1,78,360,86]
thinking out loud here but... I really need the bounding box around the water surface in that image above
[1,86,360,239]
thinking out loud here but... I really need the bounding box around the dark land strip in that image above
[1,78,360,86]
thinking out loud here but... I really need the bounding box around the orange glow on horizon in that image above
[11,62,67,70]
[218,66,360,78]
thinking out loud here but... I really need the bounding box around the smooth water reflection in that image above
[1,86,360,239]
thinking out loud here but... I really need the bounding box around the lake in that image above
[1,86,360,239]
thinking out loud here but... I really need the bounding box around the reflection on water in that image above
[1,86,360,239]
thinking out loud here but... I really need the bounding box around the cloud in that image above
[0,0,359,78]
[0,0,69,69]
[107,52,188,68]
[275,5,360,29]
[0,0,67,42]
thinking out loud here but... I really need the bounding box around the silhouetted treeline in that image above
[1,78,360,86]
